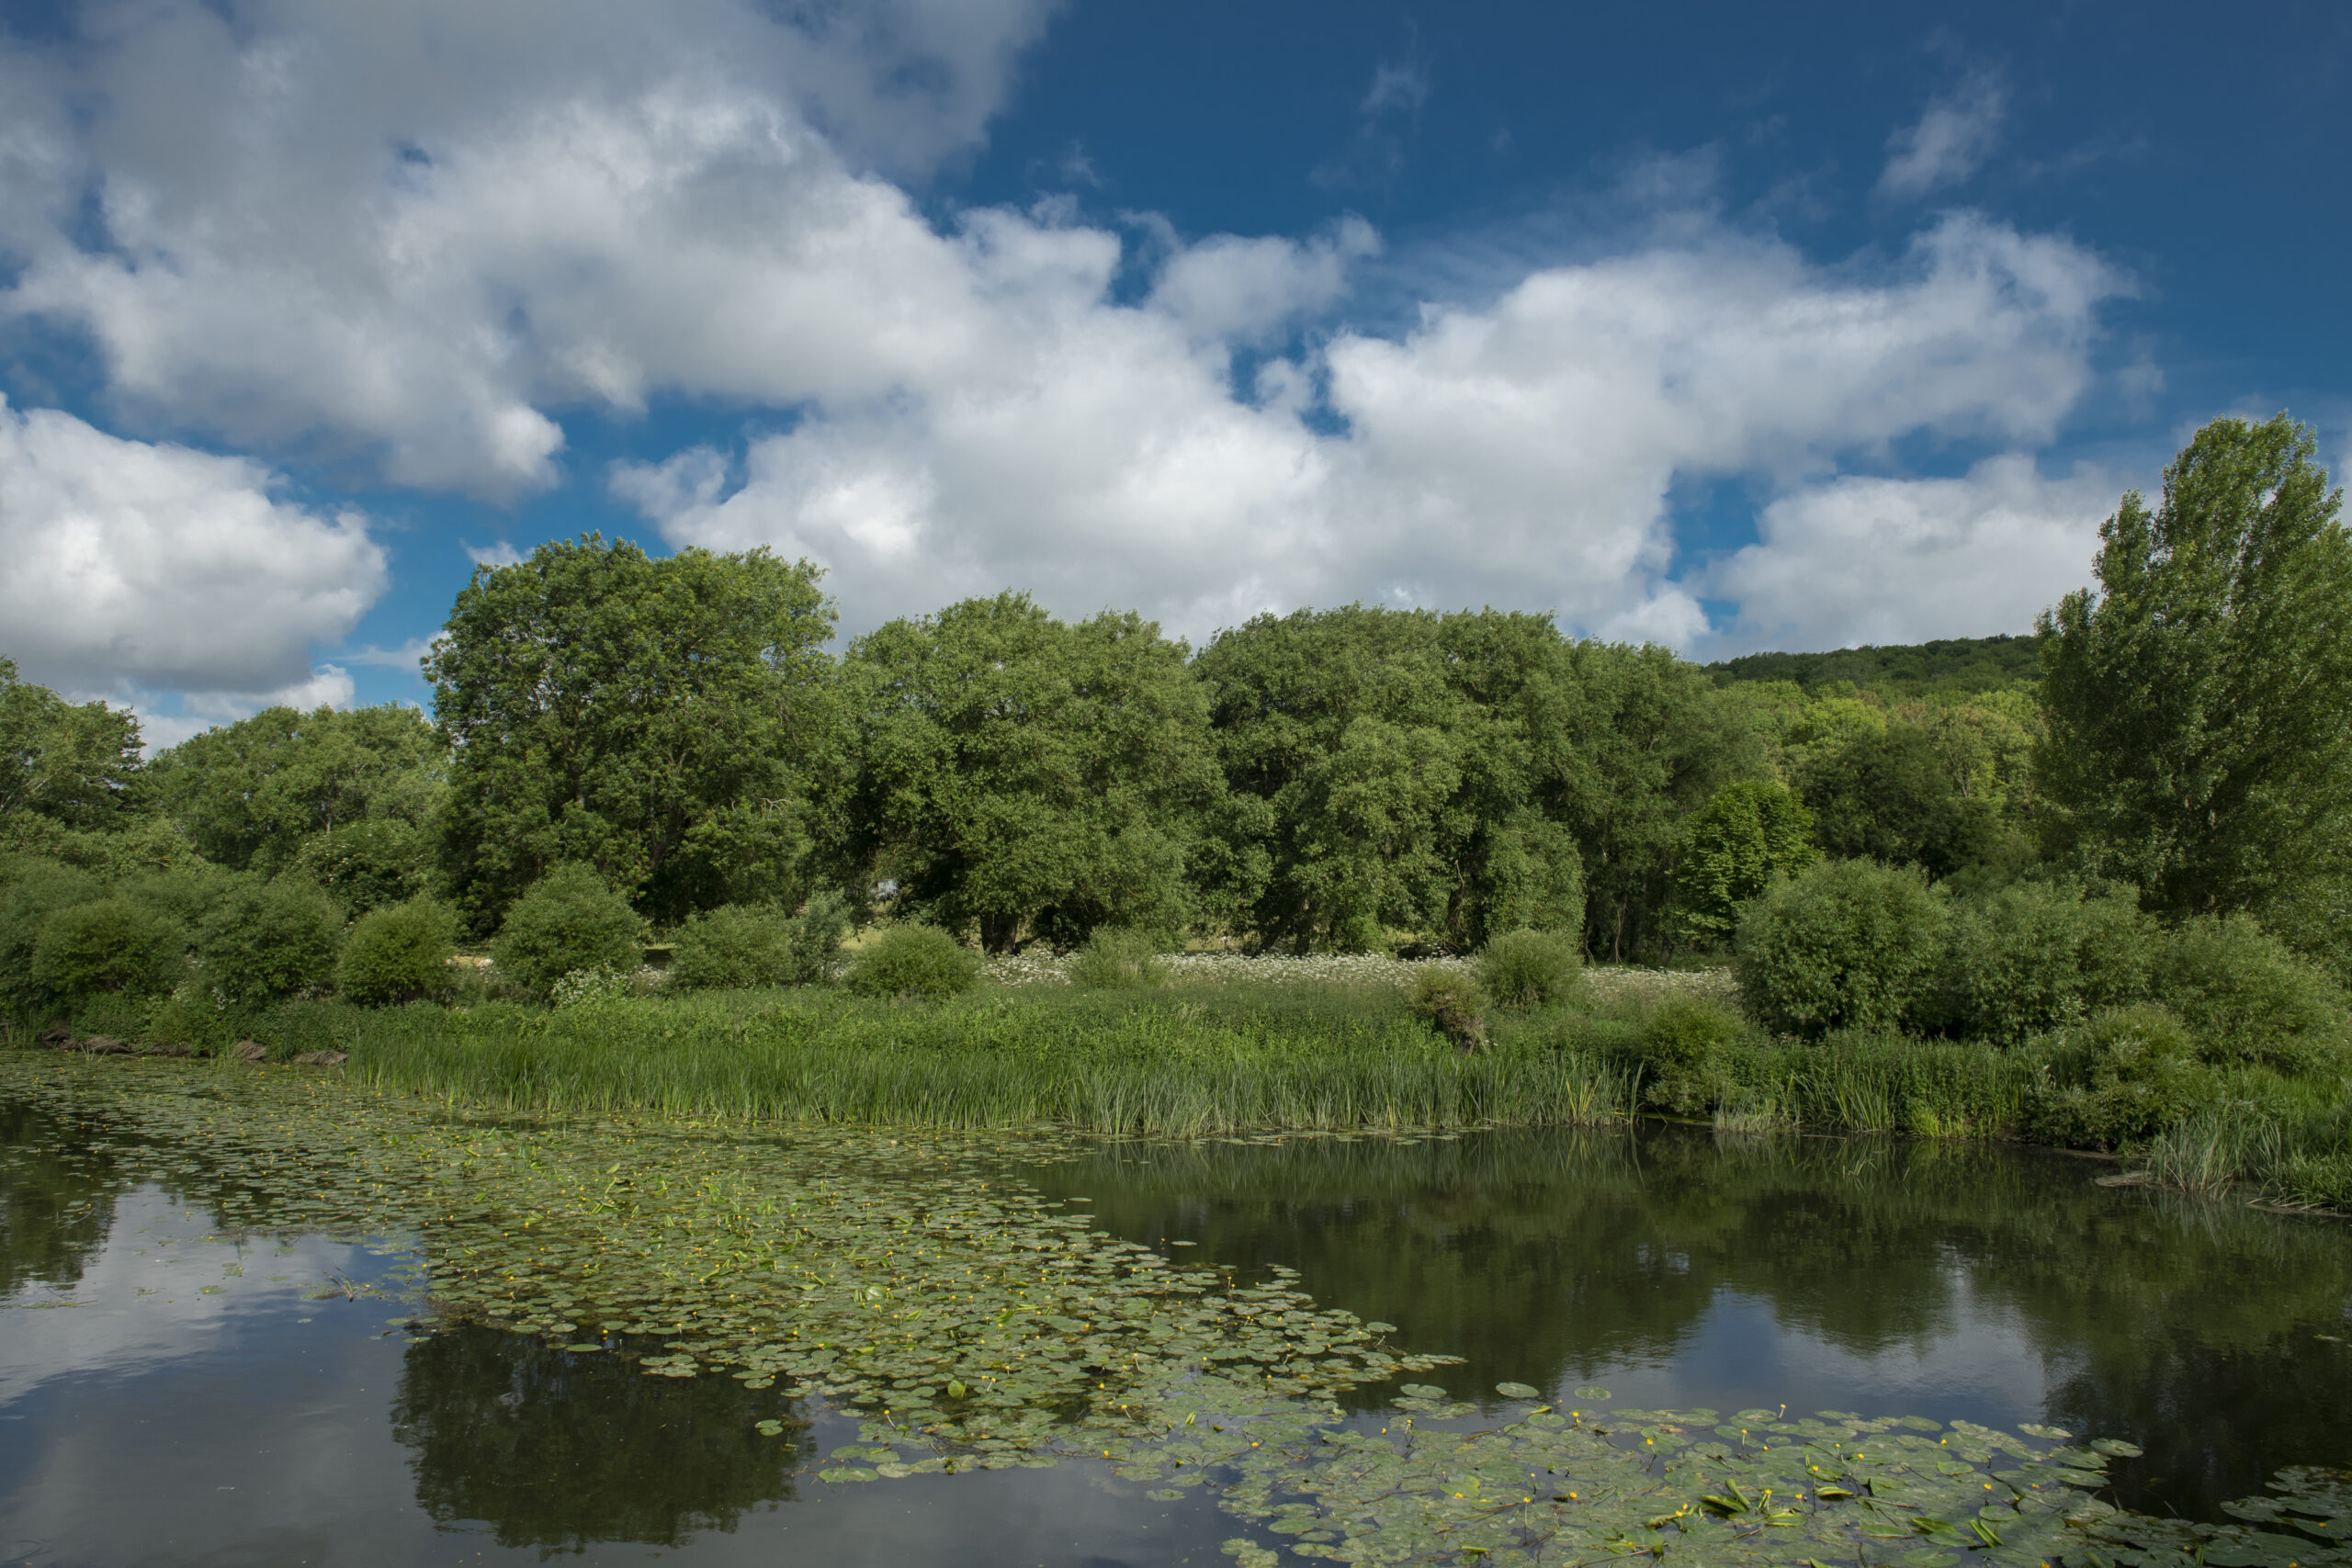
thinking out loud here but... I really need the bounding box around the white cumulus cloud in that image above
[0,398,386,707]
[621,209,2119,646]
[1697,455,2114,654]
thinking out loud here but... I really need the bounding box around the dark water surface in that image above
[3,1098,2348,1565]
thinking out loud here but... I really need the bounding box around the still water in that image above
[2,1093,2347,1565]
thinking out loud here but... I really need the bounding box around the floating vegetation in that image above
[5,1051,2346,1567]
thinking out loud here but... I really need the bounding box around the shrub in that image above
[1477,928,1584,1010]
[1071,928,1169,990]
[0,858,105,1014]
[844,925,980,1000]
[1634,997,1745,1116]
[669,904,799,990]
[491,864,642,996]
[1408,966,1487,1054]
[2149,914,2348,1072]
[29,897,186,1007]
[196,878,345,1003]
[339,897,460,1007]
[1938,881,2150,1045]
[288,819,431,915]
[2031,1003,2210,1148]
[669,893,853,991]
[1735,858,1947,1037]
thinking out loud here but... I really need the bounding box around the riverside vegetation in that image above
[3,414,2351,1199]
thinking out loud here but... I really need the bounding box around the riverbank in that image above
[8,961,2348,1206]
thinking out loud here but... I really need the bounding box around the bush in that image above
[339,897,460,1007]
[2149,914,2348,1072]
[845,925,980,1000]
[29,897,186,1008]
[196,878,345,1003]
[0,858,105,1014]
[2032,1003,2211,1148]
[1736,858,1948,1037]
[1408,966,1487,1054]
[288,819,431,915]
[669,894,852,991]
[1477,929,1584,1010]
[1634,996,1745,1116]
[1071,928,1169,990]
[491,864,642,996]
[1938,881,2150,1045]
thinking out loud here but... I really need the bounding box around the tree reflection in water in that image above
[0,1100,125,1299]
[391,1326,808,1552]
[1033,1124,2352,1522]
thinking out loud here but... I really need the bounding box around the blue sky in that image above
[0,0,2343,743]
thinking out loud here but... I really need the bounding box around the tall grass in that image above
[338,984,1640,1135]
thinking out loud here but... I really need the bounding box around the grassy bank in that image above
[10,961,2350,1206]
[219,983,1639,1136]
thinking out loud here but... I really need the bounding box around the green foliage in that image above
[843,925,980,1000]
[1797,722,2002,879]
[195,877,344,1003]
[2039,414,2352,937]
[339,897,460,1007]
[1408,966,1487,1054]
[1070,928,1169,990]
[1197,608,1723,956]
[1476,928,1583,1010]
[1634,996,1744,1116]
[0,858,104,1015]
[1735,858,1947,1037]
[146,702,442,877]
[1937,881,2150,1045]
[844,593,1217,952]
[429,536,839,928]
[1670,778,1815,944]
[668,895,850,991]
[2032,1004,2211,1148]
[2148,914,2347,1072]
[1706,635,2044,699]
[0,658,144,835]
[30,897,185,1008]
[287,818,432,915]
[491,863,643,997]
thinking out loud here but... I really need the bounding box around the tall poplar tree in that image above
[2039,414,2352,936]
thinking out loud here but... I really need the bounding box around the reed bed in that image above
[343,985,1641,1135]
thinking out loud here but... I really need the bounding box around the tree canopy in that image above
[428,537,841,929]
[146,702,442,876]
[842,593,1218,951]
[2039,413,2352,940]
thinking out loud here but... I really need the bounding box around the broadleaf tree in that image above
[842,593,1219,952]
[427,537,841,928]
[146,703,443,876]
[2038,414,2352,951]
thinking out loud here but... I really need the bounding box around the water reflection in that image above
[0,1101,124,1298]
[392,1326,808,1551]
[1035,1124,2352,1519]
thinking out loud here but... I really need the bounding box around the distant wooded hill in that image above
[1704,634,2042,697]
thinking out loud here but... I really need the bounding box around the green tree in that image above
[1797,722,2002,879]
[1559,641,1756,960]
[1195,607,1593,953]
[1671,778,1816,945]
[427,537,841,928]
[842,593,1218,951]
[0,660,144,846]
[146,702,443,876]
[2039,415,2352,938]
